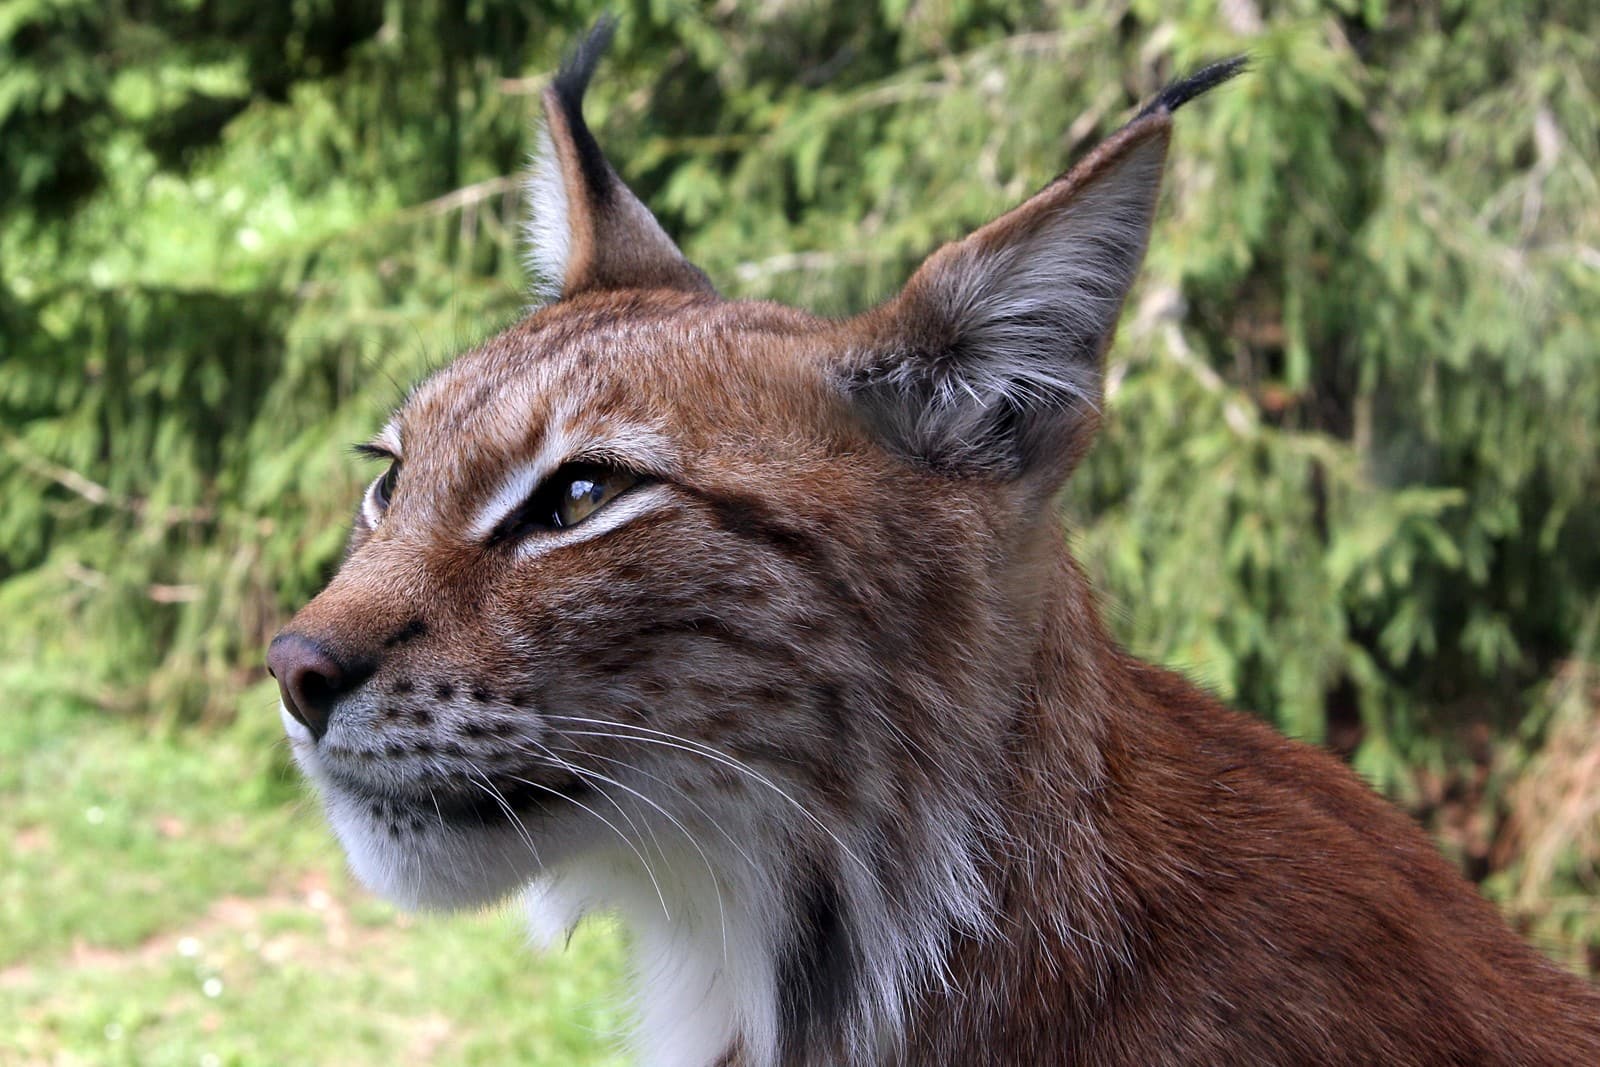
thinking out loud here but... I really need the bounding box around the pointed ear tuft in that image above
[1136,55,1248,119]
[839,60,1244,487]
[522,19,713,304]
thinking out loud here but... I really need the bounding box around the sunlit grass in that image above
[1,685,630,1066]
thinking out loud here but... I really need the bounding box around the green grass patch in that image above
[2,682,630,1065]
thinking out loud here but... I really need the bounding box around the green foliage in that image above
[3,0,1597,946]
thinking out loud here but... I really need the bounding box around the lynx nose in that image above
[267,633,355,741]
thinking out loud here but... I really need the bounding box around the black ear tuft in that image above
[552,15,617,104]
[1136,55,1248,120]
[549,17,619,208]
[840,56,1248,489]
[523,15,714,302]
[842,120,1175,484]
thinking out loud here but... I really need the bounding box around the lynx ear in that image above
[523,19,713,303]
[841,58,1245,486]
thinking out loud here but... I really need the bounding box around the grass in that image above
[1,680,630,1067]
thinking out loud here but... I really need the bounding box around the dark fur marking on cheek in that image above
[412,708,432,726]
[470,686,493,703]
[628,615,803,665]
[393,678,415,695]
[777,864,856,1062]
[686,490,886,646]
[435,682,454,701]
[687,488,827,569]
[383,618,429,649]
[812,682,852,742]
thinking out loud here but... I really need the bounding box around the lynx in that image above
[268,21,1600,1067]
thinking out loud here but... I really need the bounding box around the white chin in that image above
[281,751,563,908]
[299,775,549,912]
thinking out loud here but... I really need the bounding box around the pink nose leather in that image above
[267,633,348,740]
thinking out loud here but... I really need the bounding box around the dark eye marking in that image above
[354,443,401,520]
[486,461,643,544]
[371,461,400,511]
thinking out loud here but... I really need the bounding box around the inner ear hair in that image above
[839,58,1245,485]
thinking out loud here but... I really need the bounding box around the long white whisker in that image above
[464,763,543,869]
[522,738,667,866]
[546,715,877,886]
[499,770,673,922]
[558,745,761,874]
[426,785,447,833]
[540,740,730,963]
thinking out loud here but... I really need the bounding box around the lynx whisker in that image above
[464,763,543,869]
[499,768,674,922]
[535,739,731,963]
[554,744,762,875]
[546,715,879,885]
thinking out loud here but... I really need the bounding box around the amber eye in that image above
[491,462,641,543]
[371,462,400,512]
[552,466,636,527]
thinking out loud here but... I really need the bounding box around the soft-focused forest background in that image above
[3,0,1598,1062]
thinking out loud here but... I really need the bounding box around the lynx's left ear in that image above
[523,19,713,303]
[840,58,1245,490]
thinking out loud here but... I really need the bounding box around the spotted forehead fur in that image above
[395,292,852,496]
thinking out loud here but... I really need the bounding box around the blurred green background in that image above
[3,0,1598,1063]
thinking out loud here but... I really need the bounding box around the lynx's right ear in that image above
[523,19,713,304]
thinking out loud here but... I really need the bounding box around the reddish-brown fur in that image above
[270,26,1600,1067]
[903,545,1600,1064]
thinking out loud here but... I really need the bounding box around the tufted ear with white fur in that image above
[840,59,1244,490]
[523,19,713,304]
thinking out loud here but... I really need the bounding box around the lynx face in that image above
[270,21,1243,1067]
[273,291,1013,912]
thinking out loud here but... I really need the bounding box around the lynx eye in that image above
[369,462,400,513]
[553,465,636,527]
[490,462,641,543]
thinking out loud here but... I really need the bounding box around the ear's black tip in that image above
[547,16,621,202]
[552,15,618,112]
[1137,55,1249,120]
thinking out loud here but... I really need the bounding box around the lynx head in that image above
[268,20,1240,1064]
